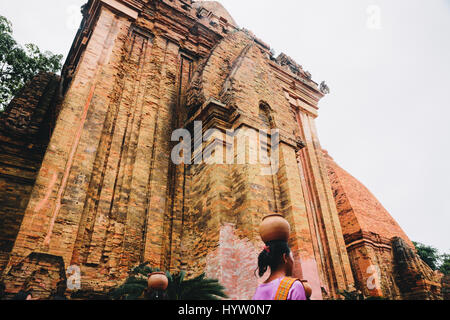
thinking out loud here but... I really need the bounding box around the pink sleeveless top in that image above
[252,277,307,300]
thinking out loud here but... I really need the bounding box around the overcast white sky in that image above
[1,0,449,253]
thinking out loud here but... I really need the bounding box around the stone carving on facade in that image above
[305,71,312,80]
[276,53,304,76]
[320,81,330,94]
[392,237,442,299]
[442,274,450,300]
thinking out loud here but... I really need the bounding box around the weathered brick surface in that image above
[2,1,231,295]
[323,150,414,246]
[442,274,450,300]
[392,237,442,300]
[323,150,442,299]
[0,0,437,300]
[205,223,263,300]
[180,22,355,299]
[0,72,60,275]
[2,252,66,299]
[0,74,61,287]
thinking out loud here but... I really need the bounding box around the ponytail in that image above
[256,240,291,277]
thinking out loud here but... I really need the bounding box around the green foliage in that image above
[166,271,228,300]
[413,241,443,271]
[109,262,161,300]
[338,289,363,300]
[338,290,386,300]
[0,15,63,111]
[440,254,450,275]
[109,262,228,300]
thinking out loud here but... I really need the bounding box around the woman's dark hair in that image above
[256,240,291,277]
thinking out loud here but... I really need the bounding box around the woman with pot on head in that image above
[253,214,312,301]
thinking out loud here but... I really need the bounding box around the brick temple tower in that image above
[0,0,443,299]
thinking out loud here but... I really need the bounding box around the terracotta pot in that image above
[148,272,168,291]
[259,214,290,243]
[300,280,312,299]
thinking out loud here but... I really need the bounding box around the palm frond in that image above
[109,265,228,300]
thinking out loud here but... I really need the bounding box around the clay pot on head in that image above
[259,214,291,243]
[300,280,312,299]
[148,272,169,291]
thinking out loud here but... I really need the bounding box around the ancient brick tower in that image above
[0,0,443,299]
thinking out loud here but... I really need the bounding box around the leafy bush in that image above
[0,15,62,111]
[413,241,448,274]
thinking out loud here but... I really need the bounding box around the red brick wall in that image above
[0,72,60,275]
[322,150,417,298]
